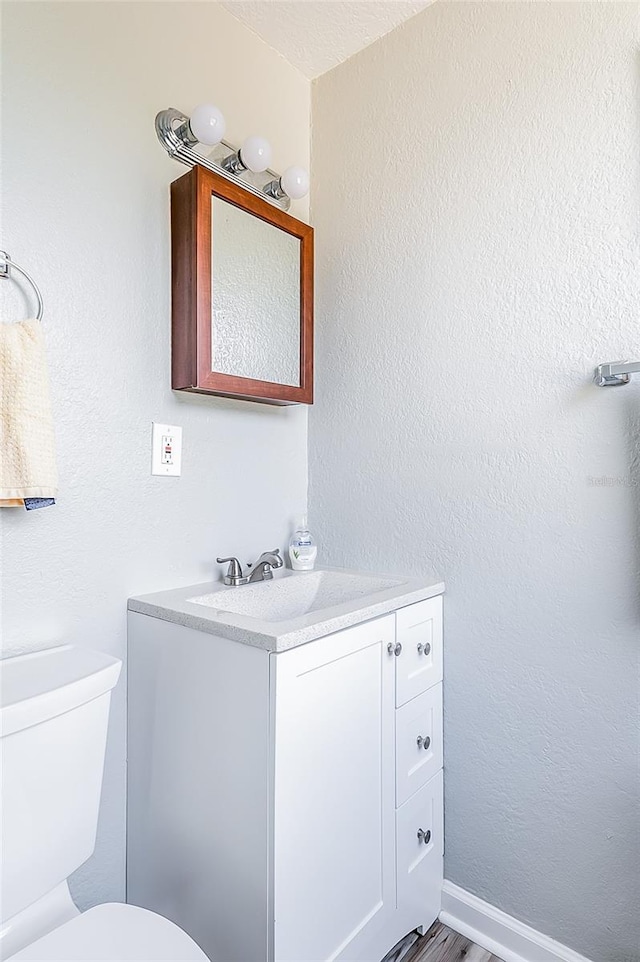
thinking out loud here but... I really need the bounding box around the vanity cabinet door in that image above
[396,771,443,929]
[273,616,396,962]
[395,597,443,707]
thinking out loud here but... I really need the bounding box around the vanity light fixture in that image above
[155,105,309,211]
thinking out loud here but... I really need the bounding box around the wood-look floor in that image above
[403,921,504,962]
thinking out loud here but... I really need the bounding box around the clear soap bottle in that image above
[289,516,317,571]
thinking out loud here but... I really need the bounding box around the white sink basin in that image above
[188,570,402,623]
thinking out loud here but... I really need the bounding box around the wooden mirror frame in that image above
[170,165,314,405]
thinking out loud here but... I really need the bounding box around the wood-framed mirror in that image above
[170,165,313,405]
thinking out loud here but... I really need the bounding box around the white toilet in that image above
[0,644,209,962]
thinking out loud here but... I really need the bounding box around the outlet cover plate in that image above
[151,422,182,477]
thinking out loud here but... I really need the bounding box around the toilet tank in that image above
[0,645,122,924]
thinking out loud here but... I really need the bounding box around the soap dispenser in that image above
[289,516,317,571]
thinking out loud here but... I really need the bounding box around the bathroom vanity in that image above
[127,568,444,962]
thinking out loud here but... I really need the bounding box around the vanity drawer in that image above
[395,596,443,706]
[395,684,443,807]
[396,770,443,914]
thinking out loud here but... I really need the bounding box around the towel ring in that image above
[0,251,44,321]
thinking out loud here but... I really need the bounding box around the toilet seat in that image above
[7,903,209,961]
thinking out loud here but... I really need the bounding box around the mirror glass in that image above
[211,196,301,386]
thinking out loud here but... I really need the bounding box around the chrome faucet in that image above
[216,549,283,587]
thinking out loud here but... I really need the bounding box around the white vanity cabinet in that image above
[127,592,443,962]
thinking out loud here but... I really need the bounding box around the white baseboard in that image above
[440,881,594,962]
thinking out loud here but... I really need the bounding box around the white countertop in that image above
[128,566,445,652]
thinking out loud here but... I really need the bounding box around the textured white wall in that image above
[310,3,640,960]
[1,1,309,909]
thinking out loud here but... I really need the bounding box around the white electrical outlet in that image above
[151,423,182,477]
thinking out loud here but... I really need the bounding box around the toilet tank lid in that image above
[6,903,209,961]
[0,645,122,737]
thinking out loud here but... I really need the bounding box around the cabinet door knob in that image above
[387,642,402,656]
[417,828,431,845]
[416,735,431,750]
[417,642,431,656]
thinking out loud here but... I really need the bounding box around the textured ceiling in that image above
[221,1,433,79]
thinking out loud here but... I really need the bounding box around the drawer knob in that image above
[417,828,431,845]
[416,735,431,750]
[417,642,431,656]
[387,642,402,656]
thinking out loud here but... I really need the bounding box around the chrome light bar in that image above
[594,360,640,387]
[155,108,291,211]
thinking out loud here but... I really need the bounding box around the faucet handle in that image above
[216,556,243,579]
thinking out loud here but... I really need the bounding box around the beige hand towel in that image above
[0,319,58,500]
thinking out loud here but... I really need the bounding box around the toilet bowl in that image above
[0,645,208,962]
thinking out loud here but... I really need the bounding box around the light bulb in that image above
[280,165,309,200]
[239,136,272,173]
[189,103,226,146]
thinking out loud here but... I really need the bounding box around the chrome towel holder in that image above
[0,251,44,321]
[594,360,640,386]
